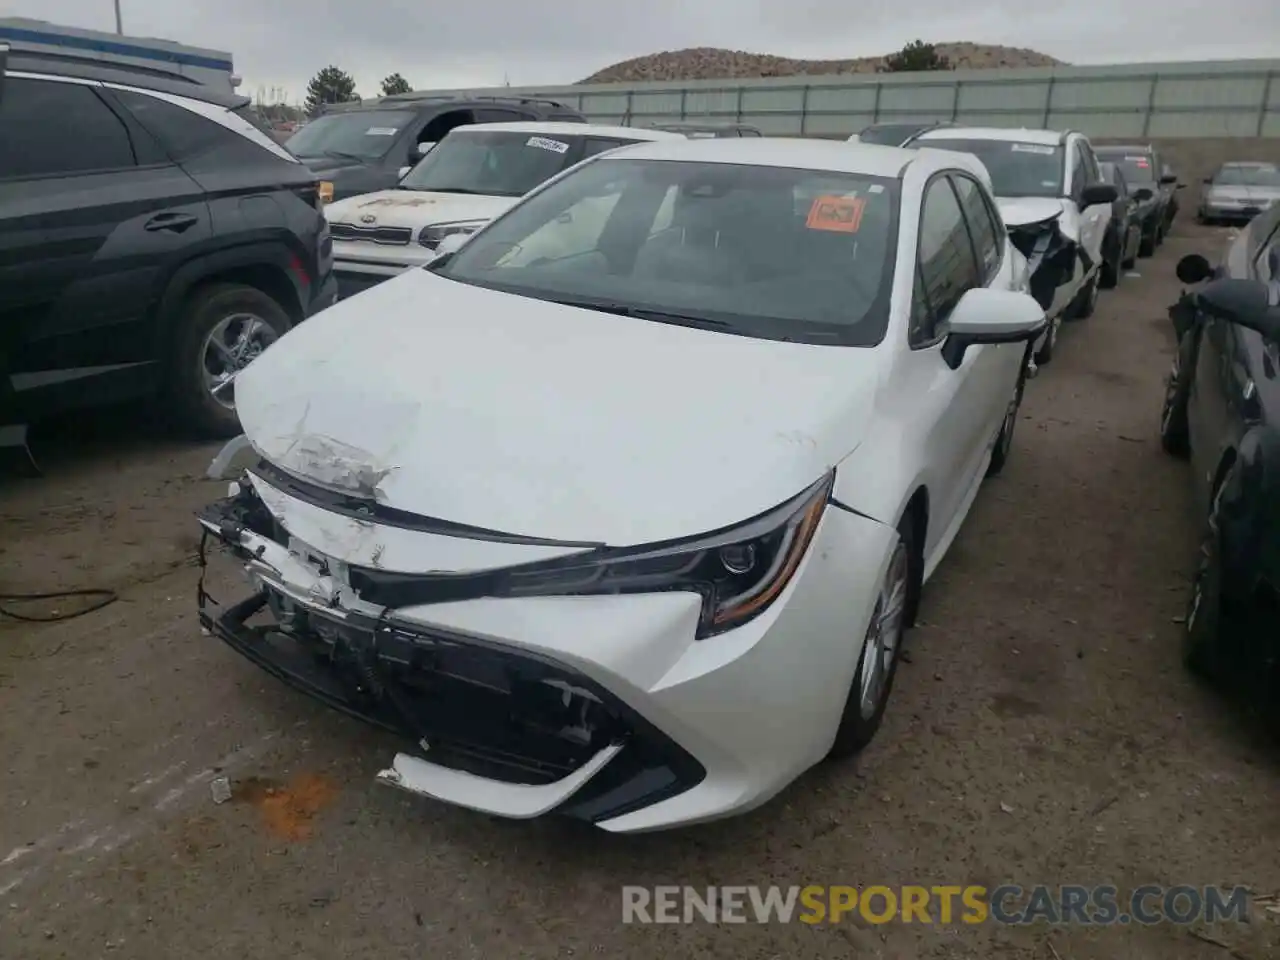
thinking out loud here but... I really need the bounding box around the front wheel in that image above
[1184,471,1234,679]
[986,363,1027,477]
[168,283,292,439]
[1071,270,1099,321]
[1099,237,1121,289]
[826,516,915,759]
[1160,332,1194,459]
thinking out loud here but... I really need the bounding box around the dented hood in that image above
[233,269,883,547]
[995,197,1074,236]
[324,189,517,230]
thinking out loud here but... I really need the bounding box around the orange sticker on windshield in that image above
[806,195,865,233]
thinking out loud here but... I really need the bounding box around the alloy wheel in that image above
[200,312,279,410]
[858,541,910,720]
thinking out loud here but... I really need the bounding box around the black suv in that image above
[0,47,336,440]
[285,94,587,201]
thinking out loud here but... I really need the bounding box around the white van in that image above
[326,122,686,298]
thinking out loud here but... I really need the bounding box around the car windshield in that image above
[1096,151,1157,185]
[285,110,416,160]
[1212,165,1280,187]
[918,138,1065,198]
[400,129,584,197]
[435,157,900,346]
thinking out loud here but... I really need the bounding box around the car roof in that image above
[598,137,919,177]
[6,52,248,108]
[449,121,686,140]
[913,125,1065,146]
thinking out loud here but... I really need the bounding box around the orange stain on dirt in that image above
[233,773,338,841]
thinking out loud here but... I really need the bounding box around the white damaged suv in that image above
[325,122,686,298]
[904,126,1117,364]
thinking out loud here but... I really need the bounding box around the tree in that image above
[380,73,412,96]
[878,40,953,73]
[304,66,359,117]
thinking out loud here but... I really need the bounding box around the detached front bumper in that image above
[196,473,893,832]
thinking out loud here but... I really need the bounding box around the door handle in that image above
[144,212,199,233]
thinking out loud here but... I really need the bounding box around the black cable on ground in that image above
[0,588,119,623]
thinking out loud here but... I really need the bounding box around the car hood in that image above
[324,190,517,230]
[233,270,883,547]
[295,154,368,175]
[996,197,1066,228]
[1207,185,1280,203]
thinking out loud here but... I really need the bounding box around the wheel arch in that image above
[151,243,309,383]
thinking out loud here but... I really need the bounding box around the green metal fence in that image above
[421,59,1280,138]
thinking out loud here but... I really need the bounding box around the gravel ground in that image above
[2,221,1278,959]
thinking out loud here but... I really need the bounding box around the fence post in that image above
[872,80,882,123]
[800,84,810,135]
[1258,70,1275,137]
[1141,73,1158,137]
[625,90,633,126]
[951,81,961,121]
[736,86,744,122]
[1042,76,1055,128]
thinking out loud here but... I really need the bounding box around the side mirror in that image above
[1176,253,1213,284]
[415,141,436,158]
[1080,183,1118,208]
[941,288,1047,369]
[1159,174,1178,185]
[1132,187,1154,202]
[1196,280,1280,342]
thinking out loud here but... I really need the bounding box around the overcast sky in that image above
[10,0,1280,102]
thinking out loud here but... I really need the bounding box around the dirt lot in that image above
[2,221,1278,959]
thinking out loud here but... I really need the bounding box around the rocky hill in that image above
[579,43,1065,84]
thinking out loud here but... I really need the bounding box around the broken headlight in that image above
[503,473,833,639]
[419,221,486,249]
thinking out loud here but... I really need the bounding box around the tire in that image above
[1071,270,1099,321]
[168,282,293,439]
[986,363,1027,478]
[1099,235,1121,289]
[1034,314,1058,365]
[1160,331,1194,459]
[827,514,917,760]
[1183,468,1235,680]
[1138,222,1157,257]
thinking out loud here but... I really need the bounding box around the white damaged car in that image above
[905,126,1118,365]
[323,121,685,299]
[198,137,1046,832]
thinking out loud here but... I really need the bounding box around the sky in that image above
[8,0,1280,103]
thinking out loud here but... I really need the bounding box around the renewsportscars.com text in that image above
[621,884,1251,925]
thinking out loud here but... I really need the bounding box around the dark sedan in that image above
[1160,202,1280,722]
[1097,161,1146,287]
[1095,145,1179,256]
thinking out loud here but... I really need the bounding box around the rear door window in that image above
[0,78,136,179]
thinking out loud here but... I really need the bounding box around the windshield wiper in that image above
[422,187,490,195]
[547,297,730,329]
